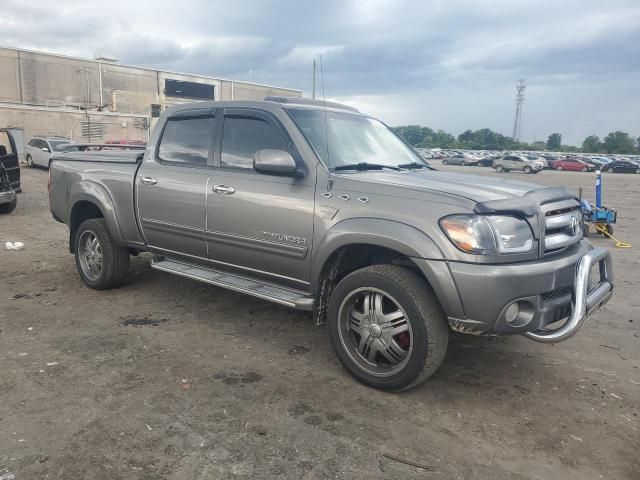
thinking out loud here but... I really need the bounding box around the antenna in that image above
[312,59,316,99]
[512,79,526,141]
[319,55,330,167]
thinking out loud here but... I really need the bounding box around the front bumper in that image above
[434,241,614,342]
[0,189,16,205]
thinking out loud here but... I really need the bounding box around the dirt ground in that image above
[1,164,638,480]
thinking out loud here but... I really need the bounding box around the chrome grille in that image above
[544,205,582,254]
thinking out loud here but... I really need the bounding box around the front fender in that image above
[68,181,125,246]
[311,218,445,285]
[311,217,465,319]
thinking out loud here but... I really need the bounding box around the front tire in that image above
[26,155,33,168]
[0,199,17,214]
[523,166,532,174]
[327,265,449,391]
[74,219,129,289]
[496,164,504,172]
[442,159,448,165]
[556,165,563,171]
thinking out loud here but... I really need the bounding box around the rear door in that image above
[0,130,20,191]
[205,108,316,288]
[136,108,218,260]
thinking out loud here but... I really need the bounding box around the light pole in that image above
[77,68,91,142]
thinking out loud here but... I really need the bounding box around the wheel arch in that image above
[310,219,463,325]
[68,182,125,252]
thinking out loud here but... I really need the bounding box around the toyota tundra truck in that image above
[48,97,614,391]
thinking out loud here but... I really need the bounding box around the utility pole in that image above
[512,79,526,141]
[78,67,91,142]
[312,59,317,99]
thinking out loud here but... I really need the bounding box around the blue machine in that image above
[581,171,617,236]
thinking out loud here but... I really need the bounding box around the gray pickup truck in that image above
[49,97,614,391]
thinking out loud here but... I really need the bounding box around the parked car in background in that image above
[604,160,640,174]
[494,155,544,174]
[25,136,74,168]
[105,139,147,146]
[526,155,548,169]
[479,155,500,167]
[441,154,478,166]
[550,157,595,172]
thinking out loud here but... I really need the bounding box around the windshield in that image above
[287,108,425,170]
[49,140,72,151]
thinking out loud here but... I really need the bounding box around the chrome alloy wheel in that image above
[337,288,413,377]
[78,230,103,281]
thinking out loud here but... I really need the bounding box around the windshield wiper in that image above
[334,162,401,172]
[398,161,429,169]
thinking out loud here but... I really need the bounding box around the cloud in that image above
[0,0,639,144]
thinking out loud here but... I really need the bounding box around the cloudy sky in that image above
[2,0,639,144]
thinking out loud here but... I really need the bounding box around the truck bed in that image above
[49,150,145,248]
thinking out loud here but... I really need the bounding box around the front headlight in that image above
[439,214,534,255]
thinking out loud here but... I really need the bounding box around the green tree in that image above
[582,135,602,153]
[546,133,562,150]
[636,136,640,152]
[602,131,636,154]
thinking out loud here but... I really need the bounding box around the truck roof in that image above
[163,97,360,115]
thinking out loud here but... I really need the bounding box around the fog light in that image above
[505,303,520,324]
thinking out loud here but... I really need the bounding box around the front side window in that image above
[221,116,289,169]
[158,117,215,166]
[287,108,423,169]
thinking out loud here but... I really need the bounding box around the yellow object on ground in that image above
[595,224,631,248]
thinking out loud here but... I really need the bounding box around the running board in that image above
[151,257,314,311]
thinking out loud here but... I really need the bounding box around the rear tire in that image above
[0,199,17,214]
[556,165,563,171]
[74,218,129,290]
[327,265,449,391]
[496,164,504,172]
[581,167,588,172]
[607,167,614,173]
[442,159,448,165]
[460,160,466,166]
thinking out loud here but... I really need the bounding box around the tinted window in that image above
[158,117,215,166]
[221,116,288,169]
[28,139,36,147]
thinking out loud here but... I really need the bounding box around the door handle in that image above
[212,184,235,194]
[139,176,158,185]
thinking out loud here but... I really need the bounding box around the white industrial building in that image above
[0,46,302,156]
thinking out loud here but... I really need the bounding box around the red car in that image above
[550,157,594,172]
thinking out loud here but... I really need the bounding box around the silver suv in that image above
[494,154,544,174]
[26,136,73,168]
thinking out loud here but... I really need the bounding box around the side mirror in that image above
[42,147,50,152]
[253,149,304,178]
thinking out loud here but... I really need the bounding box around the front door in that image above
[206,108,316,289]
[136,109,217,260]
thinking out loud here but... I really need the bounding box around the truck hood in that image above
[334,169,542,203]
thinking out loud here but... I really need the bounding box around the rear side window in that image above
[158,117,216,166]
[221,116,288,169]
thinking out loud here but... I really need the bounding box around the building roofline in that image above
[0,44,303,94]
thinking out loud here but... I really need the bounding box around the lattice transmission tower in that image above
[512,79,526,141]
